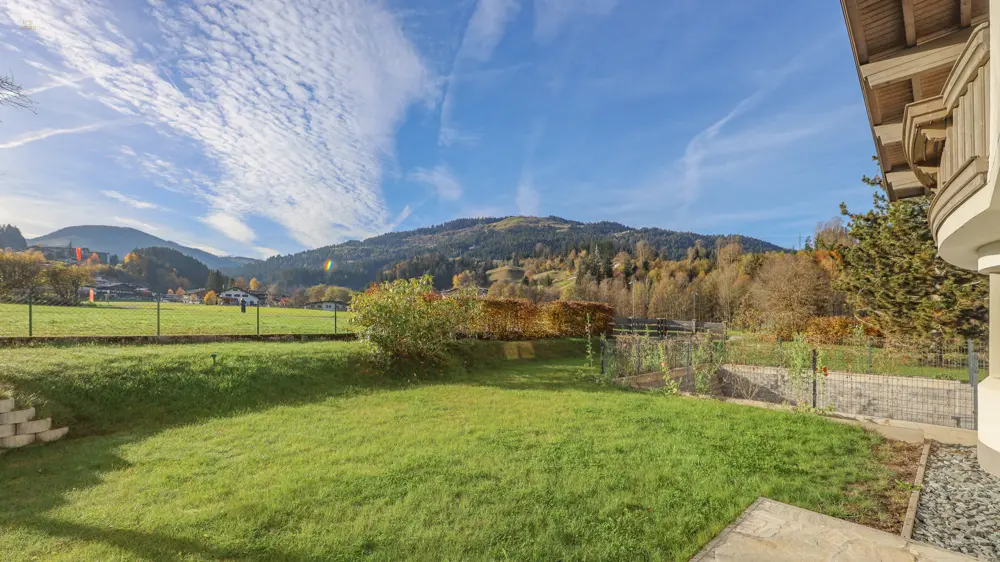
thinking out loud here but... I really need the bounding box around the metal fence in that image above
[0,291,352,338]
[601,328,984,430]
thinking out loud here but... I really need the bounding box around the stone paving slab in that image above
[691,498,977,562]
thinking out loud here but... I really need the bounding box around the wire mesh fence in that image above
[0,290,352,338]
[602,327,984,429]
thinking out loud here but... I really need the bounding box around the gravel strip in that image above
[913,445,1000,560]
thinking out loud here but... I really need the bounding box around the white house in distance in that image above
[218,288,262,306]
[839,0,998,474]
[305,300,349,312]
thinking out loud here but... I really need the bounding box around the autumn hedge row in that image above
[470,298,612,340]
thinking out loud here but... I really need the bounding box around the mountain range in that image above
[22,218,786,290]
[28,226,258,271]
[235,216,787,289]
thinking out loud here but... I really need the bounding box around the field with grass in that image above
[486,265,525,283]
[0,340,916,560]
[725,336,988,382]
[0,302,352,338]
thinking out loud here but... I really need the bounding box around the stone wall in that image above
[0,399,69,450]
[718,365,977,429]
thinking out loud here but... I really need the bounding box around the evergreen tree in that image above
[0,224,27,250]
[837,165,988,339]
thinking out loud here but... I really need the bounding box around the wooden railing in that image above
[930,22,990,242]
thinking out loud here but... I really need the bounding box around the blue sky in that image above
[1,0,878,258]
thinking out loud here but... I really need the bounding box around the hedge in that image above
[470,299,612,340]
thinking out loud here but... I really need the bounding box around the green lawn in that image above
[0,302,352,338]
[0,340,911,560]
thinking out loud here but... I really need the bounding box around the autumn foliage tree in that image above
[749,253,834,338]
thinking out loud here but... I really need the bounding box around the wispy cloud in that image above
[673,43,837,209]
[515,175,540,215]
[0,123,106,149]
[533,0,619,42]
[100,190,160,210]
[200,212,256,244]
[254,246,280,259]
[6,0,432,247]
[409,164,463,200]
[439,0,520,146]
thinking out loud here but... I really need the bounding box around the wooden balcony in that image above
[926,23,990,243]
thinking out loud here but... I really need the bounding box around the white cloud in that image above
[112,216,160,233]
[254,246,280,258]
[0,123,106,149]
[112,216,229,256]
[439,0,520,146]
[533,0,618,42]
[200,212,256,244]
[100,189,159,209]
[409,164,463,200]
[0,190,110,238]
[459,0,521,63]
[386,204,414,231]
[515,176,540,216]
[5,0,432,247]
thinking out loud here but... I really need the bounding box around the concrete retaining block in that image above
[16,418,51,435]
[0,398,14,413]
[0,433,35,448]
[35,427,69,443]
[0,424,14,439]
[0,407,35,425]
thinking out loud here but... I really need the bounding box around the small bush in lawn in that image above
[350,275,481,362]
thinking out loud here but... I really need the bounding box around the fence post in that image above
[28,288,33,337]
[635,338,641,374]
[867,338,873,374]
[156,294,161,337]
[687,334,693,389]
[600,338,606,376]
[256,301,260,336]
[811,348,818,409]
[334,307,338,334]
[969,339,979,431]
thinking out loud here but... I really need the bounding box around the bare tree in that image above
[0,73,36,116]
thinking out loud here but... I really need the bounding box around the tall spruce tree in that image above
[0,224,27,250]
[837,161,988,339]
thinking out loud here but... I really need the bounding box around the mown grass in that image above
[725,338,986,382]
[0,340,911,561]
[0,302,353,338]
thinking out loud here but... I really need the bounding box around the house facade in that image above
[218,289,259,306]
[305,300,349,312]
[839,0,999,473]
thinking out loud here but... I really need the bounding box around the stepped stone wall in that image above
[0,399,69,450]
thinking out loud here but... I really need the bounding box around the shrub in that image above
[204,290,218,305]
[350,276,481,360]
[804,316,881,345]
[468,299,611,340]
[540,301,613,337]
[472,298,546,340]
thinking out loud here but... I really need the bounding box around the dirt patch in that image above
[841,436,923,533]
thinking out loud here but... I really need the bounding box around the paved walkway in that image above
[692,498,977,562]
